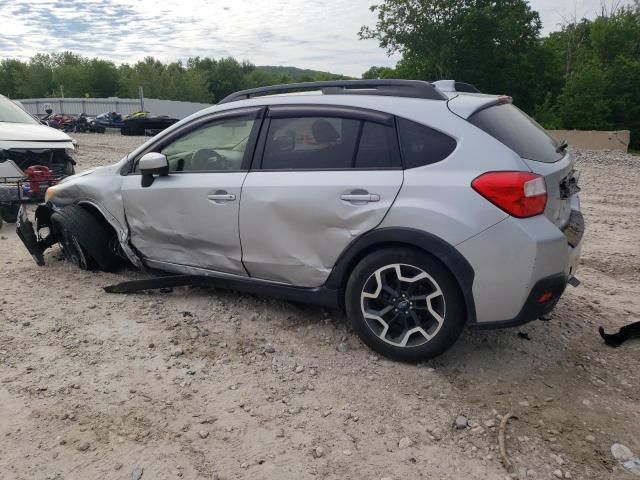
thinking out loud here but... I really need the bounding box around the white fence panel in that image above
[17,97,213,119]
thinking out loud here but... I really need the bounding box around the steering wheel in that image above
[190,149,224,171]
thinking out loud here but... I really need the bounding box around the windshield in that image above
[0,96,38,124]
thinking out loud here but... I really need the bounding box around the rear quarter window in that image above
[469,104,563,163]
[397,118,457,168]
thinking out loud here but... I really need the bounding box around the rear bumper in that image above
[457,208,584,326]
[468,273,568,329]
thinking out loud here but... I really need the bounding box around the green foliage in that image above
[0,52,348,105]
[361,2,640,148]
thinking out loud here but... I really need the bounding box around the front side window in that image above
[156,116,256,172]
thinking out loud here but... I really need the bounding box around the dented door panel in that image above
[239,170,403,287]
[121,172,247,275]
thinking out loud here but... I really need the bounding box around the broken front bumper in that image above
[16,204,56,266]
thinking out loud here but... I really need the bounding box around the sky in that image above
[0,0,634,77]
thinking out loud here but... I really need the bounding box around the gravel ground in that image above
[0,133,638,480]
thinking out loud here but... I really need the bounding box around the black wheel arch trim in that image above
[325,227,477,323]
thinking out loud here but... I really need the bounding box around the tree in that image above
[360,0,545,111]
[362,66,397,79]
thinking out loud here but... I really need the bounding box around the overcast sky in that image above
[0,0,633,77]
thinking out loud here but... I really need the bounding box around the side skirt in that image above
[104,273,341,308]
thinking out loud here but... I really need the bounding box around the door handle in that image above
[207,192,236,202]
[340,193,380,203]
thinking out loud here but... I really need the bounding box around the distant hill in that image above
[255,65,352,80]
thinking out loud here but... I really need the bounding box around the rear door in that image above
[239,105,403,287]
[121,108,263,275]
[468,103,579,228]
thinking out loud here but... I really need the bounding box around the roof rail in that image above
[217,79,448,104]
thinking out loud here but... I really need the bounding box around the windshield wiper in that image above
[556,140,568,153]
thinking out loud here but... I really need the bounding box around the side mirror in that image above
[139,152,169,187]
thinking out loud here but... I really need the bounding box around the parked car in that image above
[16,80,584,361]
[0,94,76,222]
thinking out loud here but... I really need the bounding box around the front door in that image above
[240,108,404,287]
[122,109,262,275]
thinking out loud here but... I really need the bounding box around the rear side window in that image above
[262,116,399,170]
[469,104,562,163]
[397,118,457,168]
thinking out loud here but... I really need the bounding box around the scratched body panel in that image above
[239,170,403,287]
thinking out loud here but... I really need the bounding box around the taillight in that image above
[471,172,547,218]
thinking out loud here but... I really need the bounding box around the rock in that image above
[171,347,184,357]
[398,437,413,449]
[484,419,496,428]
[114,462,123,470]
[337,343,348,353]
[343,449,352,456]
[295,365,305,374]
[198,430,209,439]
[526,469,536,478]
[22,321,31,327]
[564,472,572,479]
[585,435,596,443]
[77,442,90,452]
[131,467,144,480]
[552,469,563,479]
[455,415,468,430]
[275,428,285,438]
[519,400,530,407]
[611,443,634,462]
[313,446,325,458]
[263,344,275,354]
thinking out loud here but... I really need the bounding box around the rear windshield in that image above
[469,103,562,163]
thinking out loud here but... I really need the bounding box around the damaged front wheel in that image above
[50,205,120,271]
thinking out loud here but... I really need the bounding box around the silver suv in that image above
[17,80,584,361]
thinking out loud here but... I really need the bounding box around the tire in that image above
[62,161,75,176]
[0,204,19,223]
[345,247,466,362]
[50,204,119,271]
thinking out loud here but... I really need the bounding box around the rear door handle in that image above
[207,192,236,202]
[340,193,380,203]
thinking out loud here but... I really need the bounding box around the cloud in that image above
[0,0,635,76]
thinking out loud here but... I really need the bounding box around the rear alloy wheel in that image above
[346,248,465,362]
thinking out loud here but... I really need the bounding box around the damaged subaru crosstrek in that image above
[16,80,584,361]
